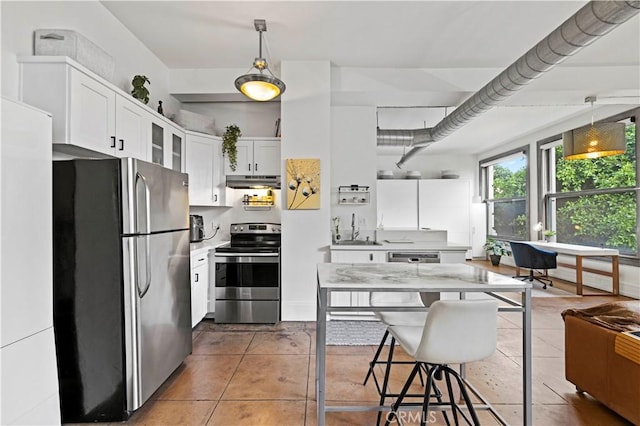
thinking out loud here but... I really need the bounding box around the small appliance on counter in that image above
[190,214,204,242]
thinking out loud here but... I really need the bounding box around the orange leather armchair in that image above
[564,302,640,425]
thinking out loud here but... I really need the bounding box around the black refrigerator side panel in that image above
[53,159,129,422]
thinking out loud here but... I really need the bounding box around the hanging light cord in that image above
[586,95,597,126]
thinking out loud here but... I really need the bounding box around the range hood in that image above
[225,175,281,189]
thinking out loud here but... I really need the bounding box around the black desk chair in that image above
[509,241,558,289]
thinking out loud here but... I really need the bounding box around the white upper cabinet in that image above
[185,131,226,206]
[18,56,173,162]
[67,66,116,154]
[114,94,148,159]
[418,179,471,246]
[224,138,280,176]
[376,180,419,229]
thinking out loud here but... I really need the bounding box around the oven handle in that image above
[215,252,280,257]
[214,253,280,264]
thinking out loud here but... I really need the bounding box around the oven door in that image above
[214,253,280,300]
[214,252,280,323]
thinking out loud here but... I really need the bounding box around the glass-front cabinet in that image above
[148,114,185,172]
[151,122,164,165]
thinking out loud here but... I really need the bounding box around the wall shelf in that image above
[338,185,370,205]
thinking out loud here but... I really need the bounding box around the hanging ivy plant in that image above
[222,124,242,172]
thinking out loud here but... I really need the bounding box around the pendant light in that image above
[235,19,286,102]
[563,96,626,160]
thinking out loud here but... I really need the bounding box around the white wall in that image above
[331,106,378,241]
[1,1,180,114]
[180,102,281,138]
[280,60,331,321]
[190,188,282,243]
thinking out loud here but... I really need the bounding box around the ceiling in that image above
[102,1,640,155]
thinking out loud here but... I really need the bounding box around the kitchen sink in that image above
[334,240,382,246]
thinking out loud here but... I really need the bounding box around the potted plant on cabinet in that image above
[222,124,241,172]
[130,75,150,104]
[483,237,512,266]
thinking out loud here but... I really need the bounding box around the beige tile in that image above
[223,354,309,400]
[207,400,306,426]
[497,328,563,358]
[126,400,216,425]
[308,354,382,403]
[498,400,633,426]
[465,351,566,405]
[193,331,255,355]
[305,400,385,426]
[326,344,375,355]
[247,331,311,355]
[156,355,242,401]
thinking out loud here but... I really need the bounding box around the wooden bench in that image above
[521,241,619,296]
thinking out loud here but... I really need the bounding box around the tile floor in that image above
[113,261,634,425]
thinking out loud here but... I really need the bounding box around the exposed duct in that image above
[377,1,640,168]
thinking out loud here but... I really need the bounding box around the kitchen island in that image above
[316,262,532,426]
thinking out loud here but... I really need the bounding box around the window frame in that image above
[537,107,640,264]
[479,145,530,243]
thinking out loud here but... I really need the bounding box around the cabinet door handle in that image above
[195,273,199,283]
[255,163,258,171]
[248,163,251,171]
[110,136,116,148]
[214,194,218,202]
[369,253,373,261]
[119,139,124,151]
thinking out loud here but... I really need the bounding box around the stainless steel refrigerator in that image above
[53,158,192,422]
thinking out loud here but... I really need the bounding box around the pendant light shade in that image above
[563,96,626,160]
[563,122,626,160]
[235,19,285,102]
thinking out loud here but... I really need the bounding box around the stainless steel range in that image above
[214,222,281,323]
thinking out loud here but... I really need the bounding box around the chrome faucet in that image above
[351,213,359,240]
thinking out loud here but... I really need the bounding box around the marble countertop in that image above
[317,262,530,292]
[329,241,470,251]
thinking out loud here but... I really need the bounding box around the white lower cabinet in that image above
[190,249,210,327]
[330,250,386,317]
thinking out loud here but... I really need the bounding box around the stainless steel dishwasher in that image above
[387,251,441,306]
[387,252,440,263]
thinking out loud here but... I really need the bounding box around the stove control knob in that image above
[239,226,244,231]
[232,226,237,232]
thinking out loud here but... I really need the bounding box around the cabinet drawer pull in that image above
[119,139,124,151]
[110,136,116,148]
[369,253,373,261]
[198,257,205,261]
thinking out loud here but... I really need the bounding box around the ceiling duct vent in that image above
[378,1,640,168]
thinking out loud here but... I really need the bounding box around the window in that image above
[480,148,529,241]
[539,109,638,257]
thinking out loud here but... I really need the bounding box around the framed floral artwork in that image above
[286,158,320,210]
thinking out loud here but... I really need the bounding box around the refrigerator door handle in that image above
[137,235,152,298]
[135,172,151,234]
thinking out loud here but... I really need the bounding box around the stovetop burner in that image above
[217,222,281,254]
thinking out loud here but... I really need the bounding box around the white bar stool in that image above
[384,299,499,426]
